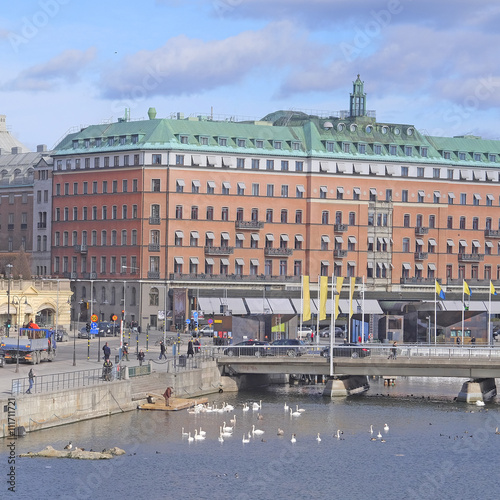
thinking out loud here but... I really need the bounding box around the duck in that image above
[187,432,194,442]
[222,422,233,433]
[64,442,73,450]
[257,413,264,421]
[252,424,264,436]
[495,427,500,435]
[242,434,250,444]
[316,433,321,443]
[370,437,377,441]
[384,423,389,431]
[277,428,284,436]
[291,434,297,444]
[381,439,386,443]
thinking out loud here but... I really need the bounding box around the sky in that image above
[1,0,500,151]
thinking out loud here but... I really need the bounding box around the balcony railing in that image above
[400,277,438,285]
[148,271,160,279]
[484,229,500,238]
[169,273,301,283]
[334,223,348,232]
[148,243,160,251]
[235,220,264,229]
[204,246,234,255]
[149,217,161,225]
[458,253,484,262]
[414,252,428,260]
[415,227,429,235]
[264,247,293,256]
[333,249,348,258]
[37,222,47,229]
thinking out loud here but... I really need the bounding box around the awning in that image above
[280,234,289,241]
[245,297,272,314]
[459,240,468,247]
[485,241,493,247]
[235,233,245,240]
[237,182,246,189]
[447,239,454,246]
[207,180,216,188]
[428,263,436,270]
[402,263,411,270]
[222,157,234,167]
[197,297,219,315]
[268,298,295,314]
[443,301,486,312]
[368,237,374,244]
[474,193,481,200]
[416,239,424,246]
[207,156,216,165]
[353,187,361,195]
[235,258,244,266]
[334,236,343,243]
[175,230,184,238]
[290,297,318,315]
[266,234,275,241]
[353,299,383,314]
[191,155,200,165]
[174,257,184,264]
[176,179,185,187]
[370,188,377,195]
[191,231,199,238]
[221,232,230,240]
[222,181,231,189]
[348,236,357,243]
[250,259,259,266]
[320,161,330,172]
[251,233,260,241]
[434,191,441,198]
[320,186,328,194]
[205,258,215,265]
[190,257,199,264]
[322,235,331,243]
[418,190,425,196]
[472,240,480,247]
[487,172,497,181]
[192,180,201,187]
[295,234,304,242]
[428,239,437,246]
[487,194,494,201]
[383,237,390,244]
[220,258,230,266]
[367,262,373,269]
[0,304,17,314]
[321,260,330,266]
[296,185,305,192]
[223,298,248,315]
[415,263,424,270]
[206,232,215,240]
[448,192,456,198]
[487,301,500,313]
[347,261,356,266]
[337,187,344,194]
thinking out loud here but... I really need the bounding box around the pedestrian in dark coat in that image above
[159,341,167,360]
[26,368,35,394]
[103,342,111,361]
[138,350,145,366]
[187,340,194,358]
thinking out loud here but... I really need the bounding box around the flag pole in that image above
[300,275,303,334]
[434,283,437,345]
[461,280,465,346]
[361,276,365,344]
[316,275,320,345]
[489,281,492,347]
[330,274,334,377]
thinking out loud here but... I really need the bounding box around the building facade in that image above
[49,78,500,334]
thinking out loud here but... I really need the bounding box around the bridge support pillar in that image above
[456,378,497,404]
[323,376,370,398]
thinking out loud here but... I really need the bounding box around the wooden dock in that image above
[138,394,208,411]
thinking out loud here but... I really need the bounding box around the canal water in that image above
[4,377,500,500]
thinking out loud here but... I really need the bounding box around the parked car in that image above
[78,327,91,339]
[55,329,69,342]
[318,326,345,338]
[297,327,314,340]
[270,339,307,357]
[223,340,270,357]
[197,325,214,337]
[321,343,371,358]
[98,322,118,337]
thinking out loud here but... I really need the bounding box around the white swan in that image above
[290,408,301,417]
[194,429,205,441]
[370,425,373,434]
[291,434,296,444]
[284,402,289,411]
[476,400,485,407]
[225,404,235,412]
[242,434,250,444]
[316,433,321,442]
[377,431,382,439]
[230,415,237,425]
[181,427,189,437]
[223,422,233,433]
[384,423,389,431]
[218,432,224,443]
[242,403,249,412]
[296,404,305,413]
[252,424,264,436]
[220,426,232,438]
[252,400,262,410]
[199,427,207,437]
[187,432,194,442]
[335,430,341,439]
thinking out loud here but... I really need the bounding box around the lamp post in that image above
[74,300,84,366]
[6,264,12,338]
[11,294,29,374]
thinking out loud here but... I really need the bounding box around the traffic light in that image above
[86,323,90,332]
[121,310,125,320]
[464,305,469,311]
[7,317,11,329]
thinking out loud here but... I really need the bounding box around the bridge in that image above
[216,345,500,402]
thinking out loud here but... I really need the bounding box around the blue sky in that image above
[1,0,500,150]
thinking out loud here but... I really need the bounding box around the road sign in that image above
[158,310,165,320]
[112,314,118,321]
[90,327,99,335]
[185,319,191,324]
[208,319,213,324]
[193,311,198,321]
[91,321,98,330]
[368,333,373,339]
[91,314,98,323]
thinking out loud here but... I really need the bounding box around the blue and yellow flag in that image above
[463,280,471,296]
[490,281,497,296]
[435,280,445,300]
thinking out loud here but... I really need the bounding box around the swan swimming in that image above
[194,429,205,441]
[476,400,485,407]
[252,425,264,436]
[296,404,305,413]
[187,432,194,442]
[181,428,189,437]
[384,423,389,431]
[316,433,321,443]
[291,434,296,444]
[242,403,249,412]
[290,408,301,417]
[277,428,284,436]
[284,402,289,411]
[252,400,262,410]
[223,422,233,433]
[242,434,250,444]
[377,431,382,439]
[370,425,373,434]
[199,428,207,437]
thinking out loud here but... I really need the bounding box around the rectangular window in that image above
[175,155,184,165]
[252,183,259,196]
[417,167,424,177]
[295,161,303,172]
[236,158,245,169]
[281,160,289,171]
[281,185,288,198]
[266,159,274,170]
[152,154,162,164]
[358,144,366,154]
[402,190,408,202]
[267,184,274,197]
[460,193,467,205]
[389,145,397,155]
[373,144,382,155]
[421,147,428,157]
[219,138,227,147]
[251,159,259,169]
[405,146,412,156]
[256,140,264,148]
[152,179,161,192]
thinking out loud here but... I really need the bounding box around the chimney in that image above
[37,144,47,152]
[0,115,6,132]
[11,146,22,154]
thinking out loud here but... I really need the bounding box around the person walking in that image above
[26,368,35,394]
[159,340,167,360]
[187,339,194,358]
[390,341,398,360]
[103,342,111,361]
[122,342,129,361]
[194,338,200,353]
[138,350,145,366]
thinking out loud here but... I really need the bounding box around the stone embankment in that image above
[19,446,126,460]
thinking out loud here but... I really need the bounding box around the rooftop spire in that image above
[350,75,366,117]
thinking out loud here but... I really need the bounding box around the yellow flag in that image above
[463,280,471,296]
[319,276,328,320]
[490,281,497,296]
[303,276,311,322]
[334,277,344,320]
[349,277,356,317]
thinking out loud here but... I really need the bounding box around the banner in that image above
[303,276,311,322]
[349,277,356,318]
[463,280,471,296]
[319,276,328,320]
[334,277,344,320]
[435,280,445,300]
[491,281,497,296]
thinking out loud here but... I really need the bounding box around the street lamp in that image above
[11,294,29,373]
[6,264,12,338]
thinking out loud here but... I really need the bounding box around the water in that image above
[3,377,500,500]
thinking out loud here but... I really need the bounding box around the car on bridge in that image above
[321,343,371,359]
[269,339,307,357]
[223,340,270,357]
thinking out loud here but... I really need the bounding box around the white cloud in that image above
[2,48,97,91]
